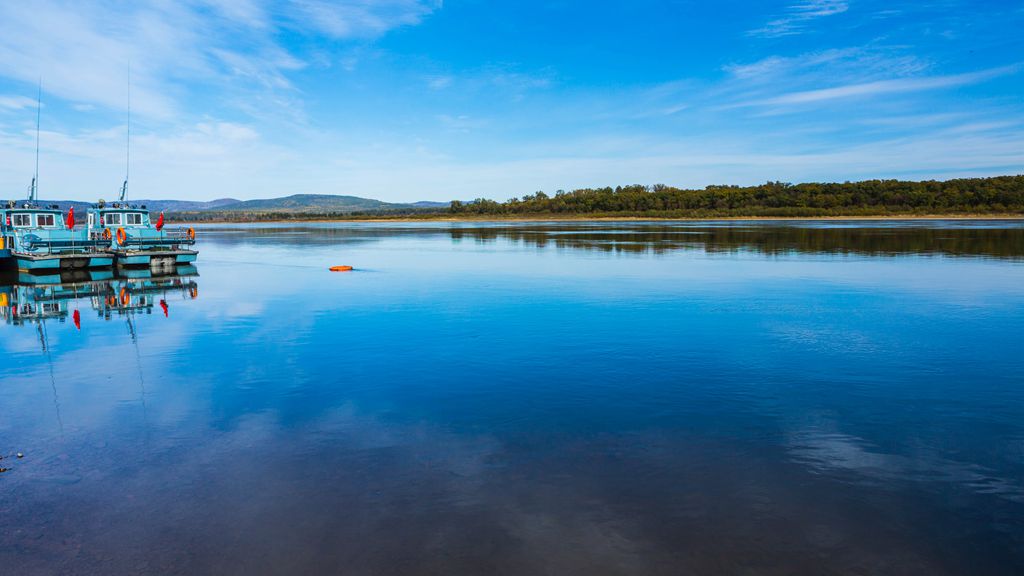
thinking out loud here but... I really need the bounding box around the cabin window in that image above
[126,213,143,225]
[12,214,32,227]
[104,213,122,226]
[37,214,56,227]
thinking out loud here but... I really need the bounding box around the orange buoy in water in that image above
[329,265,353,272]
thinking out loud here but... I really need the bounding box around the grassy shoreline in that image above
[183,213,1024,225]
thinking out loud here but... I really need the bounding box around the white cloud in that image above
[436,114,487,133]
[200,0,274,29]
[735,64,1020,107]
[0,119,285,202]
[194,121,261,141]
[431,65,555,99]
[0,95,39,111]
[0,1,441,119]
[0,2,187,118]
[285,0,441,38]
[426,75,454,90]
[725,48,929,81]
[0,0,445,200]
[749,0,849,38]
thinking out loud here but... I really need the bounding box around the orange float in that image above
[187,227,196,240]
[329,265,353,272]
[116,227,127,246]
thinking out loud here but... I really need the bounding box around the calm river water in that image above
[2,220,1023,575]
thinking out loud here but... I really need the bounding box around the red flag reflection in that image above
[72,309,80,330]
[160,299,168,317]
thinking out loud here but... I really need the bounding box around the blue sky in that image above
[0,1,1021,202]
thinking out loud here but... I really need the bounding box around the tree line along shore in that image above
[171,175,1024,221]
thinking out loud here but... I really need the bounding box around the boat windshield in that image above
[6,212,61,228]
[100,212,146,227]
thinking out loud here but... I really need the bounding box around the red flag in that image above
[155,212,165,231]
[159,299,168,317]
[72,309,81,330]
[66,206,75,229]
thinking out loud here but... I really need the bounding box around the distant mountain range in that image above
[18,194,451,214]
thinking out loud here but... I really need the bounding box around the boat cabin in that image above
[86,202,197,267]
[88,205,152,230]
[3,205,66,231]
[1,202,114,272]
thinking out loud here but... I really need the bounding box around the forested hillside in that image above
[449,176,1024,217]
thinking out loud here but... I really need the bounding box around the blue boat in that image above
[87,200,198,268]
[87,202,199,267]
[1,201,115,272]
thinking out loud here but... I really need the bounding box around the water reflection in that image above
[0,267,200,459]
[2,222,1023,575]
[786,429,1024,504]
[1,266,199,329]
[199,220,1024,260]
[447,221,1024,259]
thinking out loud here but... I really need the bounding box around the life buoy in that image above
[103,228,112,240]
[187,227,196,241]
[116,227,127,246]
[119,287,129,306]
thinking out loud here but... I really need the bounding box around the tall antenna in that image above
[119,63,130,202]
[29,79,41,203]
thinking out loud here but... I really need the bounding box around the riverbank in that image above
[182,213,1024,224]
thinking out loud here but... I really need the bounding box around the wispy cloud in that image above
[285,0,441,39]
[420,65,554,99]
[0,1,441,119]
[436,114,488,133]
[0,95,38,111]
[734,64,1020,107]
[749,0,849,38]
[426,75,454,90]
[725,48,929,81]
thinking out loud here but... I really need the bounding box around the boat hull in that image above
[112,249,199,267]
[6,252,115,272]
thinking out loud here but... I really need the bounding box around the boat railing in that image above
[18,235,109,254]
[160,227,197,245]
[119,228,196,248]
[86,228,196,248]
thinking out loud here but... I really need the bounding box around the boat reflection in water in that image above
[0,265,199,330]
